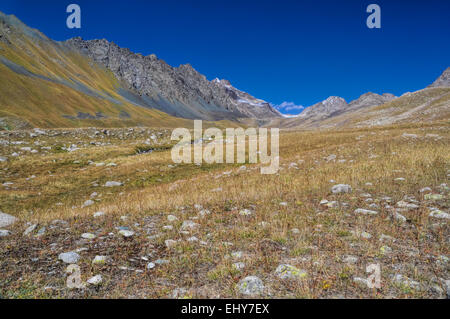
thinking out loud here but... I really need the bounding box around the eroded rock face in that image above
[429,67,450,88]
[65,37,281,121]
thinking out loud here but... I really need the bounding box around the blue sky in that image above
[1,0,449,114]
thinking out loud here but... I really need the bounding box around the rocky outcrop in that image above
[65,37,281,121]
[429,67,450,88]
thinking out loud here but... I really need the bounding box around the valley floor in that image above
[0,123,449,298]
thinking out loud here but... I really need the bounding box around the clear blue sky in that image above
[1,0,449,114]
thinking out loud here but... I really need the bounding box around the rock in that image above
[0,156,7,162]
[104,181,123,187]
[424,194,444,201]
[165,239,177,249]
[275,264,307,280]
[93,211,105,218]
[429,210,450,220]
[331,184,352,194]
[118,230,135,238]
[92,255,109,265]
[181,220,199,230]
[353,277,369,287]
[291,228,300,234]
[380,245,392,254]
[147,262,155,269]
[354,208,378,215]
[187,236,198,242]
[82,199,95,207]
[351,230,372,239]
[167,215,178,222]
[237,276,265,296]
[393,212,407,223]
[154,259,169,265]
[81,233,96,240]
[0,229,11,237]
[392,274,420,290]
[239,209,252,216]
[342,255,359,264]
[396,201,419,210]
[23,224,37,236]
[171,288,190,299]
[58,252,80,264]
[379,234,395,243]
[232,262,246,271]
[87,275,103,286]
[199,209,211,217]
[0,211,18,228]
[36,227,46,237]
[420,187,432,193]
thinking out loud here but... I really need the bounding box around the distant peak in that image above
[429,67,450,88]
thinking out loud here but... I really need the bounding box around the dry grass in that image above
[0,123,448,299]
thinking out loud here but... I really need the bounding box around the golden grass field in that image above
[0,122,449,298]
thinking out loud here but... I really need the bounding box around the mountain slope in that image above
[0,12,279,129]
[65,37,280,121]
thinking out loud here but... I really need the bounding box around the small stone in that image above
[92,255,109,265]
[58,252,80,264]
[331,184,352,194]
[380,245,392,254]
[232,262,245,271]
[0,229,11,237]
[82,199,95,207]
[0,211,18,228]
[275,264,307,280]
[165,239,177,249]
[237,276,265,296]
[354,208,378,215]
[23,224,37,236]
[239,209,252,216]
[392,274,420,290]
[167,215,178,222]
[429,210,450,220]
[119,230,135,238]
[93,211,105,218]
[342,255,359,264]
[353,277,369,287]
[424,194,444,201]
[87,275,103,286]
[181,220,199,230]
[104,181,123,187]
[147,262,155,269]
[81,233,96,240]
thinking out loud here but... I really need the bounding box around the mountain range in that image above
[0,11,449,130]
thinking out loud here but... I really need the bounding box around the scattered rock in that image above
[0,211,18,228]
[354,208,378,215]
[87,275,103,286]
[23,224,37,236]
[92,255,109,265]
[118,230,135,238]
[331,184,352,194]
[237,276,265,296]
[58,252,80,264]
[0,229,11,237]
[104,181,123,187]
[275,264,307,280]
[239,209,252,216]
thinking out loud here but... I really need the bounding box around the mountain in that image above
[65,37,280,121]
[281,92,396,128]
[428,67,450,88]
[0,11,279,129]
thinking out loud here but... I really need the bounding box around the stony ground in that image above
[0,123,449,299]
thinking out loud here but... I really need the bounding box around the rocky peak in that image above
[65,37,280,120]
[429,67,450,88]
